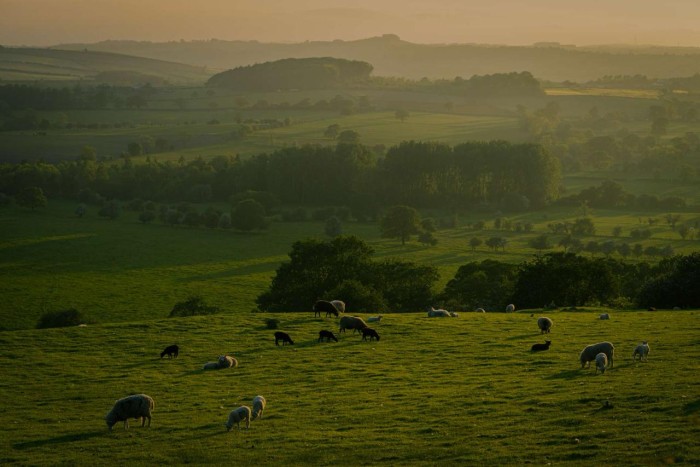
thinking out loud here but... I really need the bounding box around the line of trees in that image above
[258,237,700,312]
[0,140,562,211]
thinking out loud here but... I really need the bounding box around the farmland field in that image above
[0,310,698,465]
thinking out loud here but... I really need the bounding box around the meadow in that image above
[1,201,699,331]
[0,309,698,465]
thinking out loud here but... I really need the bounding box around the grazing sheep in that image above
[218,355,238,368]
[105,394,155,431]
[633,341,650,362]
[203,361,220,370]
[505,304,516,312]
[361,327,380,341]
[367,315,383,323]
[274,331,294,346]
[647,307,656,311]
[252,395,266,420]
[427,307,452,318]
[313,300,340,318]
[339,316,368,334]
[599,313,610,320]
[580,342,615,369]
[531,340,551,352]
[449,311,459,317]
[160,344,179,359]
[330,300,346,314]
[318,329,338,343]
[537,317,553,334]
[225,406,252,431]
[595,353,608,374]
[476,308,485,313]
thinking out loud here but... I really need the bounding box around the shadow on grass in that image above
[543,369,586,380]
[683,399,700,415]
[13,430,104,450]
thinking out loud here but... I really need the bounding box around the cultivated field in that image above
[0,310,698,465]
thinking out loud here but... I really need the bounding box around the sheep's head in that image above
[545,340,551,345]
[105,412,117,430]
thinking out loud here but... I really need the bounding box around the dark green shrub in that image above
[265,318,280,329]
[36,308,86,329]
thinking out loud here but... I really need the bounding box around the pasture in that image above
[0,310,698,465]
[1,201,699,331]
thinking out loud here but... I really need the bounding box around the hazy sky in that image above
[2,0,700,47]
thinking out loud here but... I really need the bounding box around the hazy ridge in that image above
[53,34,700,82]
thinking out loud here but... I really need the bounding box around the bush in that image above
[265,318,280,329]
[36,308,87,329]
[169,296,220,317]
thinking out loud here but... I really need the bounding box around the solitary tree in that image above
[469,236,483,252]
[380,205,421,245]
[231,199,269,232]
[529,234,552,252]
[337,130,360,144]
[324,124,341,139]
[395,109,410,122]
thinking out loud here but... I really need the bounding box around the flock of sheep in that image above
[105,299,652,432]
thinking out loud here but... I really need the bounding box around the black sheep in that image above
[530,340,551,352]
[313,300,339,318]
[160,344,179,359]
[318,330,338,343]
[361,327,380,341]
[275,331,294,346]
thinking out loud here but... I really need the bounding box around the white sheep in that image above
[226,406,252,431]
[367,315,383,323]
[252,395,266,420]
[505,304,515,312]
[580,341,614,369]
[427,307,452,318]
[449,311,459,317]
[537,317,553,334]
[330,300,346,314]
[476,308,485,313]
[595,353,608,374]
[105,394,155,431]
[599,313,610,320]
[218,355,238,368]
[633,341,650,362]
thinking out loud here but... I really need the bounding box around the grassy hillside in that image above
[2,201,699,331]
[0,47,211,84]
[0,310,698,464]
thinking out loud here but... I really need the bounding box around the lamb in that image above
[367,315,383,323]
[427,307,452,318]
[599,313,610,320]
[537,317,553,334]
[275,331,294,345]
[225,406,252,431]
[633,341,650,362]
[505,304,516,312]
[313,300,340,318]
[580,342,614,369]
[252,395,266,420]
[339,316,368,334]
[160,344,179,359]
[218,355,238,368]
[105,394,155,431]
[361,327,380,341]
[530,340,551,352]
[595,353,608,374]
[318,329,338,342]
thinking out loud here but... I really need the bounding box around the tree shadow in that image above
[13,430,104,450]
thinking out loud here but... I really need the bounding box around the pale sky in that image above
[2,0,699,47]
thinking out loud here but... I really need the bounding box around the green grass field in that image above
[0,310,698,465]
[2,201,699,331]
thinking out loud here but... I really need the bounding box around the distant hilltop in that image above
[53,35,700,82]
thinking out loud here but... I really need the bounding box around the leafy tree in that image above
[324,124,340,139]
[612,226,623,237]
[418,231,438,246]
[217,213,232,229]
[677,225,691,240]
[617,243,631,258]
[98,200,120,220]
[601,241,617,257]
[469,236,483,252]
[15,186,47,210]
[337,130,360,144]
[127,142,143,157]
[529,234,552,252]
[572,217,595,236]
[395,109,410,122]
[421,218,437,233]
[486,236,507,251]
[664,213,682,229]
[328,279,387,313]
[75,203,86,218]
[231,199,269,232]
[442,260,518,310]
[138,210,156,224]
[380,205,421,245]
